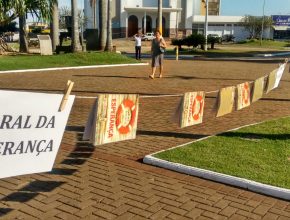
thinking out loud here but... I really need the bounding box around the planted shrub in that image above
[207,35,221,49]
[171,38,184,50]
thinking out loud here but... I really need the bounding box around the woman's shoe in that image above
[149,74,154,79]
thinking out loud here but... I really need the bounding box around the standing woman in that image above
[149,30,167,79]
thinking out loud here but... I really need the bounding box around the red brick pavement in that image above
[0,60,289,219]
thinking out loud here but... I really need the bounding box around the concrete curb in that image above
[254,52,290,57]
[0,63,149,74]
[143,155,290,200]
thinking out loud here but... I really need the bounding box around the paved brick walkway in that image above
[0,60,289,219]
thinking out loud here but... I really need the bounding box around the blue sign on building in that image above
[272,15,290,26]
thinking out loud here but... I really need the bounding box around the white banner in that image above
[0,90,74,178]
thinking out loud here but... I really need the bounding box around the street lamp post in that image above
[260,0,266,46]
[204,0,208,51]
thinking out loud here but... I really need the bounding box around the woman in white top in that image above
[134,32,142,60]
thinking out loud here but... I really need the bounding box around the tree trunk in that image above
[51,2,59,51]
[99,0,107,51]
[91,0,96,29]
[19,15,29,53]
[71,0,82,52]
[105,0,112,52]
[157,0,162,34]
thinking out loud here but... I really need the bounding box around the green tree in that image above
[207,35,221,49]
[0,0,57,25]
[19,14,28,52]
[242,15,273,39]
[0,21,17,33]
[171,38,184,50]
[59,6,70,29]
[184,34,205,48]
[1,0,57,52]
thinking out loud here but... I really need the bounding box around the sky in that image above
[59,0,290,16]
[59,0,84,10]
[221,0,290,16]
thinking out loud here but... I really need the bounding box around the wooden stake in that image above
[59,80,74,112]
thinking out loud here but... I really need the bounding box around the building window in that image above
[274,30,290,39]
[209,24,224,27]
[192,24,204,35]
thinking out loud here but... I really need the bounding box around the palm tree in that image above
[1,0,58,52]
[99,0,107,50]
[51,2,59,51]
[19,14,28,52]
[105,0,112,52]
[71,0,82,52]
[90,0,97,29]
[0,0,25,25]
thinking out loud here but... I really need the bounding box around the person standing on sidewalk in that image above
[149,30,167,79]
[134,31,142,60]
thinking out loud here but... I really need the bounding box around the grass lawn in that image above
[237,39,290,48]
[154,117,290,189]
[0,52,138,71]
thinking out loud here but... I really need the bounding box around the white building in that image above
[84,0,250,41]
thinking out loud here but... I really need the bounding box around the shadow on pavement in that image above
[261,98,290,102]
[1,192,38,203]
[138,130,208,139]
[0,208,13,217]
[73,74,149,79]
[49,168,78,175]
[0,126,94,217]
[165,75,253,81]
[219,132,290,140]
[73,74,257,82]
[1,181,65,204]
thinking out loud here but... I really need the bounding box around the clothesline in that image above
[74,76,263,100]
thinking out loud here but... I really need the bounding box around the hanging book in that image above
[216,86,235,117]
[237,82,251,110]
[83,94,139,145]
[252,76,265,103]
[180,91,205,128]
[274,63,286,88]
[266,68,278,93]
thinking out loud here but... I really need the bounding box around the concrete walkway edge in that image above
[143,155,290,200]
[0,63,149,74]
